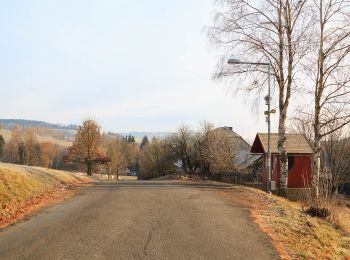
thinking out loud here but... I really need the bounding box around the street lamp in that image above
[227,58,274,193]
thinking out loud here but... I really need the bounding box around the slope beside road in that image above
[0,180,278,260]
[0,163,90,228]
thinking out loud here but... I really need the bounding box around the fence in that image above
[339,182,350,195]
[211,172,255,184]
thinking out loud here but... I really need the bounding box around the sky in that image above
[0,0,278,142]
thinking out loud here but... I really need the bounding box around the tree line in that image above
[0,126,66,168]
[61,119,239,180]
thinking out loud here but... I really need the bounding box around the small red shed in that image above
[251,133,313,188]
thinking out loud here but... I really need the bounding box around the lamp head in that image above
[264,95,271,105]
[227,58,241,64]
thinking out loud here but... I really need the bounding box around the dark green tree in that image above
[127,134,135,143]
[18,142,26,165]
[140,136,149,150]
[0,135,4,160]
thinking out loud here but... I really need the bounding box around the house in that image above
[250,133,313,188]
[237,154,262,181]
[211,126,251,166]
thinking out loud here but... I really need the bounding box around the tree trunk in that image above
[107,163,111,181]
[312,143,321,201]
[87,162,93,176]
[313,98,322,202]
[278,111,289,196]
[277,0,289,197]
[313,0,324,202]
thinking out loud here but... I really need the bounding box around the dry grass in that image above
[94,174,138,181]
[36,135,72,147]
[333,195,350,234]
[0,163,90,224]
[119,176,138,181]
[0,129,11,141]
[152,174,202,181]
[0,129,72,147]
[217,186,350,260]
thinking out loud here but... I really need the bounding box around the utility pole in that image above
[264,64,273,193]
[228,58,275,193]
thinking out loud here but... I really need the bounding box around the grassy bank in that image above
[0,163,90,225]
[217,185,350,259]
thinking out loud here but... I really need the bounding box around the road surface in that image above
[0,181,278,259]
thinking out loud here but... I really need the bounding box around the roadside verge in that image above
[217,185,350,259]
[0,163,91,229]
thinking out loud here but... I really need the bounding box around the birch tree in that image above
[307,0,350,194]
[207,0,313,194]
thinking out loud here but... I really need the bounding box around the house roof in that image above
[211,126,252,165]
[250,133,313,154]
[237,154,262,169]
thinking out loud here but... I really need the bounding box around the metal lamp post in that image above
[227,58,274,193]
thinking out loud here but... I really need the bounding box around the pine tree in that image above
[18,142,26,165]
[140,136,149,149]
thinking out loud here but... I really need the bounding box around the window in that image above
[288,156,295,171]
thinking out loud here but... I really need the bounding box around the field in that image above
[0,129,72,147]
[0,163,90,227]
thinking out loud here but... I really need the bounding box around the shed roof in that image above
[250,133,313,154]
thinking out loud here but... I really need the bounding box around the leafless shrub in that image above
[301,174,339,218]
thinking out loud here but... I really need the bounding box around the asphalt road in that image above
[0,181,278,260]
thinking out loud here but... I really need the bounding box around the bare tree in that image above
[3,126,21,163]
[140,137,175,179]
[67,119,102,176]
[291,116,350,214]
[197,121,215,176]
[0,125,3,161]
[24,128,40,166]
[40,142,58,168]
[303,0,350,195]
[106,137,128,180]
[170,125,200,174]
[202,128,237,175]
[323,130,350,184]
[207,0,314,194]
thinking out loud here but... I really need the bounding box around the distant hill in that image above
[0,119,78,130]
[0,119,77,145]
[0,119,172,144]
